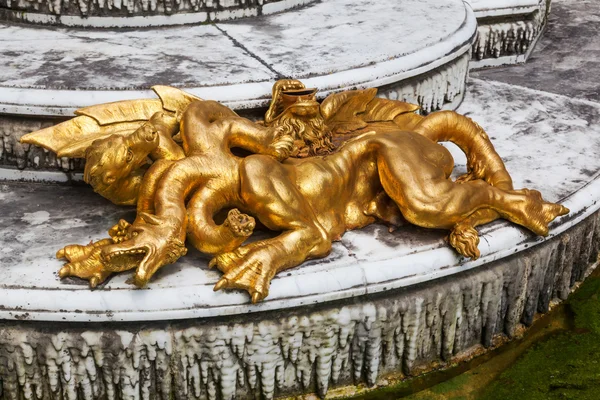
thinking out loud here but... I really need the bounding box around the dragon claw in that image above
[209,247,275,302]
[251,292,262,304]
[213,278,228,291]
[58,264,71,278]
[89,276,100,289]
[56,245,114,287]
[56,248,66,259]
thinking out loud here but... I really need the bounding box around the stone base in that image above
[0,216,597,400]
[0,0,316,27]
[0,0,475,115]
[468,0,551,68]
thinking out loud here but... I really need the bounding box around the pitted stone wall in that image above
[0,0,316,26]
[0,115,84,171]
[471,0,550,64]
[378,52,469,114]
[0,211,597,400]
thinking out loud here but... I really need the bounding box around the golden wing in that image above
[20,86,201,158]
[321,88,420,135]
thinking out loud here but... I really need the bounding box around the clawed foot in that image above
[209,244,276,303]
[224,209,255,237]
[56,219,139,287]
[448,224,480,259]
[56,239,114,288]
[508,189,569,236]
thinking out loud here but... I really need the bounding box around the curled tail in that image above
[411,110,515,259]
[413,110,513,191]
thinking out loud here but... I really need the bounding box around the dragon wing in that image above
[20,86,201,159]
[321,88,420,135]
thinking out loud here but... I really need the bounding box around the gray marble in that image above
[0,24,276,90]
[0,0,316,27]
[472,0,600,103]
[217,0,466,79]
[0,206,597,400]
[0,0,474,116]
[469,0,549,67]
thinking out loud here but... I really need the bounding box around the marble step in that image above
[0,0,475,117]
[467,0,551,68]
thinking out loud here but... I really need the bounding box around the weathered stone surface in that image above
[0,55,471,171]
[1,78,599,321]
[0,115,80,171]
[0,0,475,116]
[469,0,550,67]
[0,213,597,400]
[0,0,316,26]
[473,0,600,103]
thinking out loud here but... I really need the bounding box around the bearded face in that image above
[272,102,335,157]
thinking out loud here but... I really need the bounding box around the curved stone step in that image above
[0,0,475,117]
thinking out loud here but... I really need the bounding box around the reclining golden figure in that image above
[21,79,569,303]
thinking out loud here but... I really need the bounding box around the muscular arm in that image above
[182,100,292,160]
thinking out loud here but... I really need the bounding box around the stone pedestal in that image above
[0,0,476,171]
[468,0,551,68]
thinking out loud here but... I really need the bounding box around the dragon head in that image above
[83,122,160,202]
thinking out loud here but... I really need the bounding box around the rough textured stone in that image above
[0,0,315,25]
[470,0,550,66]
[0,213,597,400]
[473,0,600,103]
[0,54,470,171]
[0,115,82,171]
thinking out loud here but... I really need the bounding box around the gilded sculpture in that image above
[21,79,569,302]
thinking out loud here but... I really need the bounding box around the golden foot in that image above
[210,246,275,303]
[56,241,114,288]
[507,190,570,236]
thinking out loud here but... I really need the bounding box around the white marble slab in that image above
[218,0,467,79]
[0,24,276,91]
[466,0,540,17]
[0,0,475,116]
[2,78,599,321]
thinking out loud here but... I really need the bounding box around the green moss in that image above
[329,274,600,400]
[479,276,600,400]
[428,373,471,395]
[569,277,600,335]
[479,332,600,400]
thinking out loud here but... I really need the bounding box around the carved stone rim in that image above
[0,0,317,28]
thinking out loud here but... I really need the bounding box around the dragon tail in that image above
[414,110,513,190]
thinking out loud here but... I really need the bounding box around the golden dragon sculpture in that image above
[21,79,569,303]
